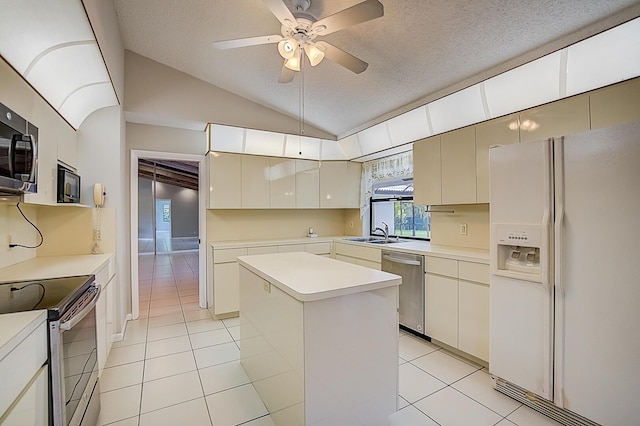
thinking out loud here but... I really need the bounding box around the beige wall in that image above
[126,122,207,155]
[0,202,39,269]
[430,204,490,250]
[207,209,361,242]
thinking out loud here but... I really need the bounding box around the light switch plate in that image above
[263,281,271,293]
[460,223,468,235]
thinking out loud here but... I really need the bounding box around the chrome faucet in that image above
[373,222,390,242]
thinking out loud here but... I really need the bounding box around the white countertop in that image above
[0,310,47,362]
[337,239,489,263]
[211,236,345,249]
[210,236,488,263]
[0,253,113,283]
[237,252,401,302]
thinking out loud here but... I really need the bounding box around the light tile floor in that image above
[98,252,562,426]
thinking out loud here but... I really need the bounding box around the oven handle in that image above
[60,285,101,331]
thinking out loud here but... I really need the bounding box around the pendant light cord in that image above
[299,48,305,155]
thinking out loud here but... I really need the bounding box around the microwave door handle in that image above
[8,134,16,177]
[26,135,37,183]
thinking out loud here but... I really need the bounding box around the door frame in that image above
[130,149,207,320]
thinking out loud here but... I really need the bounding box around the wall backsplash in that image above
[430,204,490,250]
[0,201,39,269]
[207,209,361,242]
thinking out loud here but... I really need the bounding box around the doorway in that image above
[138,159,200,255]
[131,150,207,320]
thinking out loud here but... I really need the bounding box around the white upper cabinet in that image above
[319,161,348,208]
[519,94,590,143]
[346,162,361,208]
[441,126,476,205]
[475,114,519,203]
[208,152,241,209]
[295,159,319,208]
[413,135,442,206]
[269,158,296,209]
[241,156,270,208]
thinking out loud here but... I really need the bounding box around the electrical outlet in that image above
[460,223,468,235]
[263,281,271,294]
[93,230,102,241]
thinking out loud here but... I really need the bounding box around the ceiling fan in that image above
[212,0,384,83]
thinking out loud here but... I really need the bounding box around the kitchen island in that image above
[237,252,401,426]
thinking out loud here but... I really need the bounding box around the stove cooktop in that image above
[0,275,95,320]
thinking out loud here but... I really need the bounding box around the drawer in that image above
[247,246,278,255]
[213,248,248,263]
[305,242,331,255]
[0,320,47,418]
[425,256,458,278]
[334,243,381,263]
[277,244,306,253]
[459,261,490,285]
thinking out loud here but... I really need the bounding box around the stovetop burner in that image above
[0,275,95,320]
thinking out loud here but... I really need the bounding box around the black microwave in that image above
[0,102,38,194]
[57,165,81,203]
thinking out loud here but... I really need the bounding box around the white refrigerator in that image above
[489,120,640,426]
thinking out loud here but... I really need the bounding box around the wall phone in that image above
[93,183,105,207]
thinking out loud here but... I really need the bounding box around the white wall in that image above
[124,51,334,139]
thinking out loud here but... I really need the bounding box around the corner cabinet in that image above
[319,162,361,208]
[208,152,242,209]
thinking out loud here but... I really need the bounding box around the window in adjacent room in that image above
[370,179,430,240]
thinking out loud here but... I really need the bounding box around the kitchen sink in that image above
[346,237,408,244]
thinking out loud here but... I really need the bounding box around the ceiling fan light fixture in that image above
[278,38,297,59]
[305,43,325,66]
[284,52,301,71]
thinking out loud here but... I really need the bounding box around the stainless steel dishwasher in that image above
[381,250,425,335]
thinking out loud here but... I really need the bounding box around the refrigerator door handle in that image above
[541,140,552,293]
[554,137,566,408]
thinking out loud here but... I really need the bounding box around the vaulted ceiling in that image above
[113,0,640,139]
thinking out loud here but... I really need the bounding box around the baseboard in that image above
[111,313,133,342]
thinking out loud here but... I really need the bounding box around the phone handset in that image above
[93,183,106,207]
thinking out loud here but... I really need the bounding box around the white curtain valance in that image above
[360,150,413,218]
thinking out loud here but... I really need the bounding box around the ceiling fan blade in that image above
[316,41,368,74]
[262,0,297,29]
[278,62,295,84]
[311,0,383,36]
[212,34,282,50]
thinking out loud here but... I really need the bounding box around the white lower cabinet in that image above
[333,242,381,270]
[211,241,333,317]
[424,256,490,362]
[425,273,458,348]
[458,280,489,361]
[0,315,48,425]
[95,256,117,375]
[2,363,48,426]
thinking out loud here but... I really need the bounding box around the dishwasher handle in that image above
[382,254,421,266]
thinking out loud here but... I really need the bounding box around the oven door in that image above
[49,285,101,426]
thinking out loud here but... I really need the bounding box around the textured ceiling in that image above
[113,0,640,138]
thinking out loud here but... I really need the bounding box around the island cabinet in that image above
[238,252,400,426]
[425,256,490,362]
[211,241,333,318]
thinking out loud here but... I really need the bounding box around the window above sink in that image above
[370,179,430,241]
